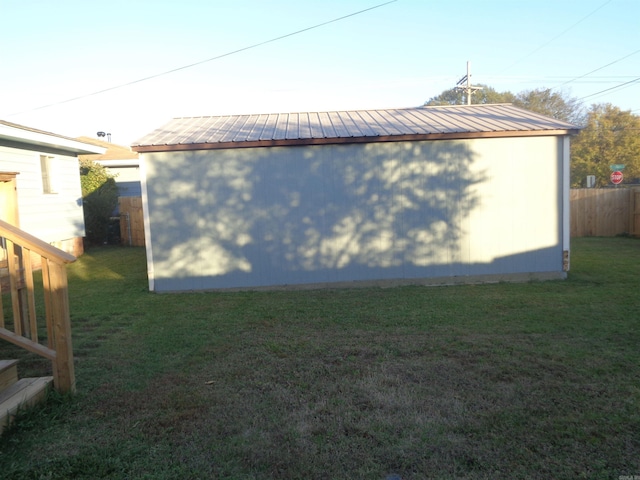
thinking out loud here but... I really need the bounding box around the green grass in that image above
[1,237,639,479]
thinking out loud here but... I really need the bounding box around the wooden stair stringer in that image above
[0,359,19,391]
[0,374,53,435]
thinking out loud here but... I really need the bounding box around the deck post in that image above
[46,261,75,394]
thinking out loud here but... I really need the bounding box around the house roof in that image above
[76,136,139,162]
[0,120,105,155]
[131,104,581,153]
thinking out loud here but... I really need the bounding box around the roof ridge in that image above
[169,103,519,121]
[421,103,514,109]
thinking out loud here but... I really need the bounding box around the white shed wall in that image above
[0,145,85,243]
[142,136,567,291]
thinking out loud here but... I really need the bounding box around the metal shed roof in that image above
[132,104,580,152]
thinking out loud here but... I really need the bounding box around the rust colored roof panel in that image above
[132,104,580,151]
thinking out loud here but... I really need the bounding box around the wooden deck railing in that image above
[0,219,76,393]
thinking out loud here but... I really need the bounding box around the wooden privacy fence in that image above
[0,219,76,393]
[118,196,145,247]
[571,188,640,237]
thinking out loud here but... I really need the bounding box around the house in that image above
[76,136,141,198]
[0,121,105,256]
[132,104,580,292]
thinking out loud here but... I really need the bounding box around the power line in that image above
[484,75,638,86]
[554,48,640,89]
[579,76,640,100]
[499,0,614,73]
[8,0,397,117]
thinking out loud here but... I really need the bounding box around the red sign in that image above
[610,171,623,184]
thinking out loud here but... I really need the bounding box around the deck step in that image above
[0,360,19,392]
[0,376,53,435]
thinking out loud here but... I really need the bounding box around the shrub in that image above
[79,159,118,245]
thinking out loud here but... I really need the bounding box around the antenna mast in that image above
[455,61,483,105]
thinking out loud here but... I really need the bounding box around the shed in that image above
[0,120,104,256]
[132,104,580,292]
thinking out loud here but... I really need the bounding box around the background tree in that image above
[79,159,118,244]
[513,88,584,124]
[424,84,514,106]
[426,85,583,124]
[570,104,640,187]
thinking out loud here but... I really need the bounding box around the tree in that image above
[425,85,583,125]
[424,84,514,106]
[513,88,584,125]
[79,159,118,244]
[570,104,640,187]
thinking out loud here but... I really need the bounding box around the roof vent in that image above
[97,131,111,142]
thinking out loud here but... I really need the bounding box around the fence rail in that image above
[570,188,640,237]
[0,219,76,393]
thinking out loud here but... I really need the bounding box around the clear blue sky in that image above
[1,0,638,144]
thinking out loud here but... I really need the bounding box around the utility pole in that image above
[455,61,483,105]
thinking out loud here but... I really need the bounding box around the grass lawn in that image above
[0,237,639,479]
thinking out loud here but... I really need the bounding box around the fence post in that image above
[631,188,640,237]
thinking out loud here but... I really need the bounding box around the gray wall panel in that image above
[143,136,565,291]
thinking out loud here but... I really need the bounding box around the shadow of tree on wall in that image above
[146,139,488,289]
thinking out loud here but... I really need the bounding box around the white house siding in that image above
[107,165,142,197]
[0,145,85,244]
[141,135,567,292]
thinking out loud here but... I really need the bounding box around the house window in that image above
[40,155,58,194]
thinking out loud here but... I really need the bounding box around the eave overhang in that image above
[0,121,106,156]
[132,128,580,154]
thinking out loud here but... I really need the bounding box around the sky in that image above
[1,0,639,145]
